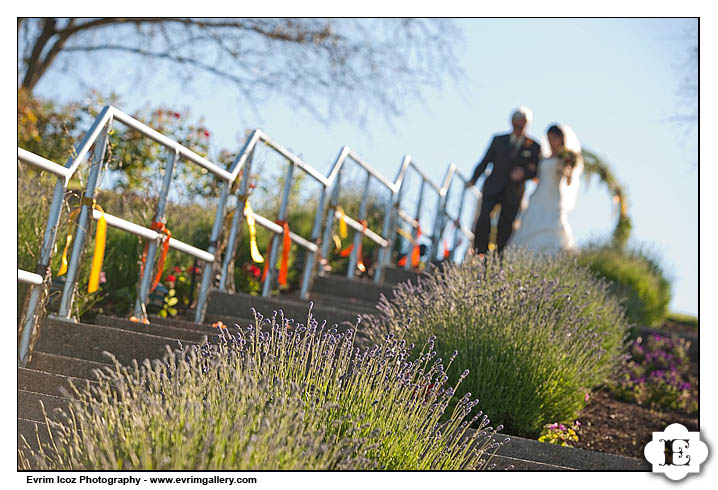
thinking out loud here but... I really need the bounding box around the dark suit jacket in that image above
[470,133,542,200]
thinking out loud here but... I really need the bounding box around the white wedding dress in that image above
[509,157,578,252]
[509,125,582,253]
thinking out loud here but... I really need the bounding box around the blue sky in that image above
[31,18,698,315]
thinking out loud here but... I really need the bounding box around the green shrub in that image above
[19,310,506,470]
[665,312,698,329]
[362,249,629,437]
[578,245,672,327]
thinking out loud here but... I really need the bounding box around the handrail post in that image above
[346,172,372,279]
[319,165,344,274]
[406,179,425,270]
[194,182,231,323]
[449,186,467,262]
[218,147,255,291]
[465,190,482,263]
[18,178,66,366]
[428,185,450,265]
[133,148,178,318]
[374,191,394,284]
[57,120,112,319]
[385,161,409,272]
[262,162,295,297]
[300,186,327,298]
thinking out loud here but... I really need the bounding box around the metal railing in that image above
[438,165,482,262]
[17,105,248,366]
[319,146,396,285]
[17,105,482,366]
[216,129,332,301]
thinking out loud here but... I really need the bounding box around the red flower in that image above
[166,274,177,282]
[248,265,261,278]
[173,112,181,119]
[173,266,182,273]
[203,129,210,138]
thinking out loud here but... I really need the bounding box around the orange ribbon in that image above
[278,220,291,286]
[140,221,172,293]
[261,220,291,286]
[398,226,422,268]
[356,220,367,272]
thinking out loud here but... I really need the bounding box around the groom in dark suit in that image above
[468,107,542,255]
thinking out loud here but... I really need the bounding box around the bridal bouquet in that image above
[558,147,579,169]
[558,147,581,184]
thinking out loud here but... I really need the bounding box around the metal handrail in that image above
[18,270,43,286]
[390,156,443,269]
[318,146,399,284]
[18,104,483,367]
[430,164,481,262]
[90,209,215,263]
[16,104,250,365]
[217,129,331,300]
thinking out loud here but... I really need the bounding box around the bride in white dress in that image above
[508,124,583,253]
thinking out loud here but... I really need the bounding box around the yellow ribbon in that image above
[57,234,72,277]
[336,206,348,239]
[244,200,264,263]
[87,204,107,293]
[396,227,415,243]
[57,208,82,277]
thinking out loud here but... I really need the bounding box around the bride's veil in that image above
[558,124,583,212]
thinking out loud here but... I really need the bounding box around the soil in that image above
[567,318,700,461]
[571,390,699,460]
[658,320,698,337]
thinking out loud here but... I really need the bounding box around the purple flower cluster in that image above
[612,333,697,413]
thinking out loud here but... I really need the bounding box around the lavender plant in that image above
[362,249,629,437]
[19,308,506,470]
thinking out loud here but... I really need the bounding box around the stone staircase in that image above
[17,266,649,471]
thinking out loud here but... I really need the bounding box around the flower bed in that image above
[610,333,697,414]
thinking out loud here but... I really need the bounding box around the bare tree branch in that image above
[18,18,463,124]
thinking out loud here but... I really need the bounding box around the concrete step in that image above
[149,313,226,331]
[35,317,194,366]
[27,351,110,380]
[18,367,96,398]
[207,290,366,329]
[382,266,427,286]
[18,390,71,425]
[303,292,378,316]
[310,275,395,306]
[94,314,214,343]
[493,432,650,471]
[18,417,59,454]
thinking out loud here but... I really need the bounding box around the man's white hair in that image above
[511,106,533,127]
